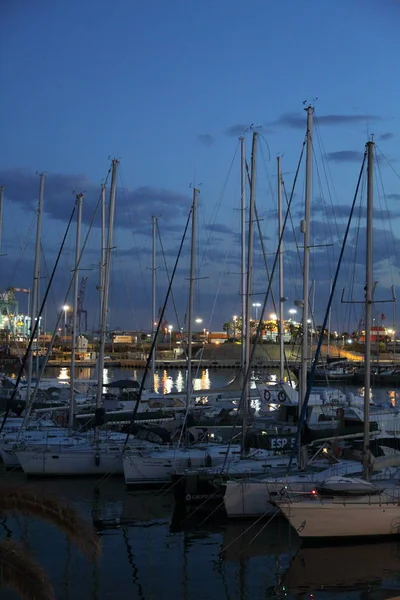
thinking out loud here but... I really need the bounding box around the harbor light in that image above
[252,302,261,321]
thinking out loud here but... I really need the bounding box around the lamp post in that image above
[233,315,237,339]
[168,325,173,351]
[252,303,261,321]
[62,305,70,339]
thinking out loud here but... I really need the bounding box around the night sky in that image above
[1,0,399,335]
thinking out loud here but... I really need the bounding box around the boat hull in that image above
[123,445,242,488]
[15,448,123,476]
[278,496,400,539]
[224,480,276,518]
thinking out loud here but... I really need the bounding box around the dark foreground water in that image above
[1,473,400,600]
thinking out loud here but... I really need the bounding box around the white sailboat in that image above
[275,139,400,540]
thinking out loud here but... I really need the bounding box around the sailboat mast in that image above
[277,156,284,381]
[299,106,314,422]
[26,173,45,402]
[242,131,258,458]
[151,215,157,390]
[240,136,247,370]
[99,184,106,320]
[185,188,198,414]
[69,193,83,432]
[95,159,119,414]
[363,140,374,480]
[327,278,333,357]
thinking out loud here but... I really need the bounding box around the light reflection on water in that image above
[45,365,400,405]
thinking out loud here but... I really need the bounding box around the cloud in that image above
[224,124,249,137]
[379,132,394,141]
[325,151,364,163]
[0,168,191,230]
[197,134,215,147]
[312,203,400,221]
[273,113,382,129]
[204,223,233,234]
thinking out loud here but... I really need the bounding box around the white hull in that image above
[123,444,241,487]
[224,480,277,518]
[278,492,400,538]
[223,460,366,519]
[16,447,123,476]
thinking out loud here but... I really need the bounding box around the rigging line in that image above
[40,240,60,318]
[375,144,400,182]
[254,201,278,309]
[220,137,307,471]
[313,120,349,329]
[123,208,192,447]
[10,215,36,282]
[118,165,149,296]
[19,169,112,421]
[113,244,141,334]
[259,138,275,202]
[375,147,397,283]
[346,173,365,332]
[203,224,236,344]
[156,220,182,333]
[314,119,341,239]
[311,147,337,276]
[198,141,239,271]
[0,201,77,432]
[287,148,367,474]
[281,143,306,287]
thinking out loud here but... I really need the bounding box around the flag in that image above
[381,313,386,320]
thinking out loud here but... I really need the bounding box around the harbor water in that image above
[1,367,400,599]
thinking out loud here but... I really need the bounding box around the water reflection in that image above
[2,473,400,599]
[282,541,400,597]
[58,367,69,381]
[193,369,211,391]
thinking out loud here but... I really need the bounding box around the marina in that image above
[2,4,400,596]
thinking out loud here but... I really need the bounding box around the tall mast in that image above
[240,136,247,371]
[363,140,374,480]
[242,131,258,458]
[185,188,198,418]
[95,160,118,417]
[26,173,45,403]
[310,279,316,349]
[151,215,157,390]
[277,156,285,381]
[299,106,314,430]
[327,278,333,358]
[68,193,83,433]
[99,184,106,323]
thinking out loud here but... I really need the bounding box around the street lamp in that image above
[62,305,70,338]
[168,325,173,350]
[252,303,261,321]
[233,315,237,339]
[288,308,297,320]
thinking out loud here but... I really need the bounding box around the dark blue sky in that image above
[1,0,400,334]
